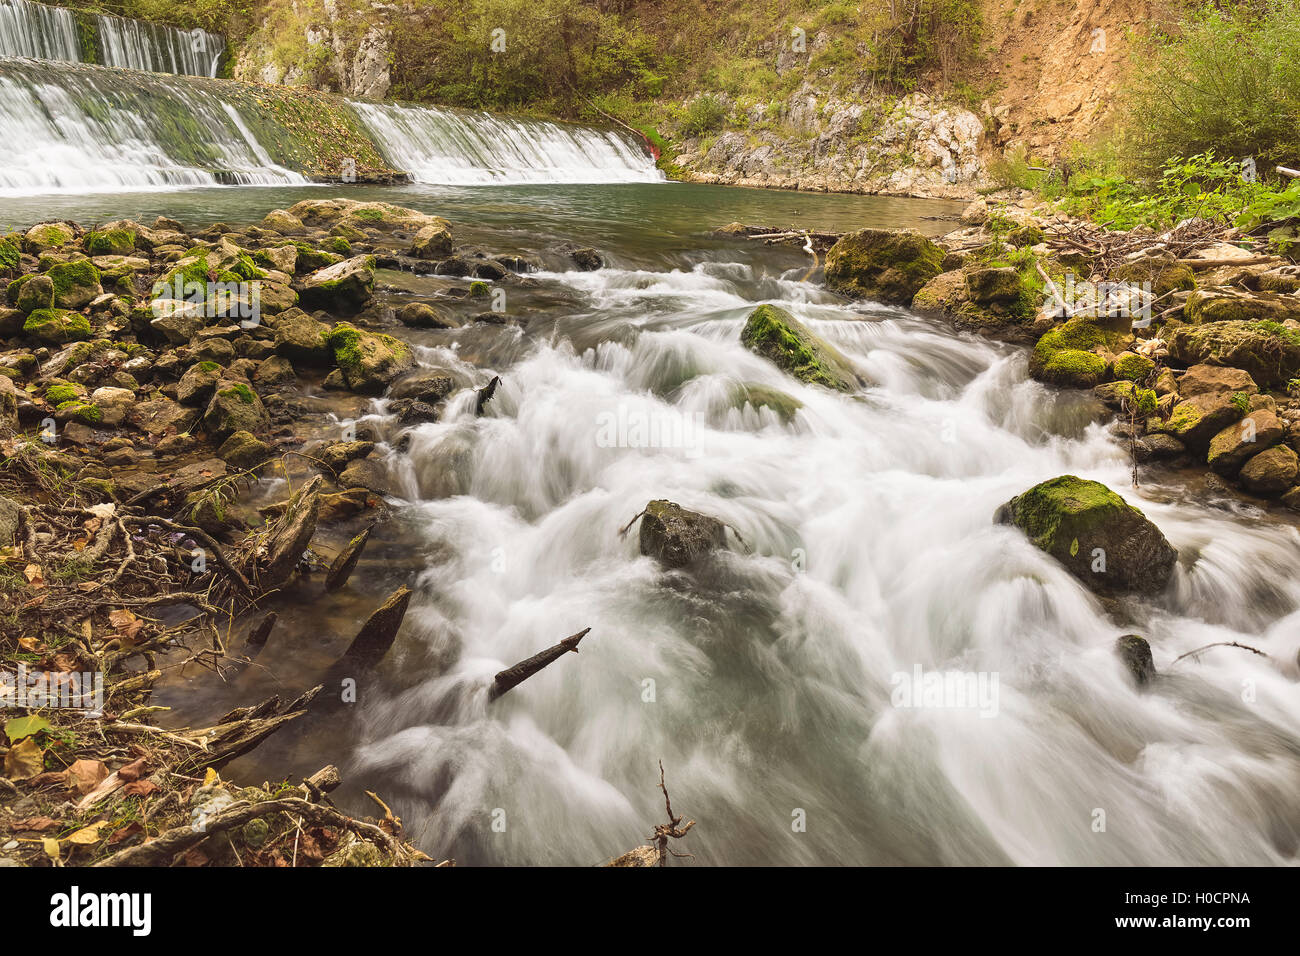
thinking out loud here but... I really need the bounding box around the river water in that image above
[6,176,1300,865]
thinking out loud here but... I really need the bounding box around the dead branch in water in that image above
[605,761,696,867]
[488,627,591,700]
[1171,641,1269,666]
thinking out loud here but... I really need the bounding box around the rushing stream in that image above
[1,14,1298,860]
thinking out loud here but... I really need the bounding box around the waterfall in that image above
[96,14,225,78]
[0,0,224,77]
[351,100,663,185]
[0,59,305,195]
[0,0,79,62]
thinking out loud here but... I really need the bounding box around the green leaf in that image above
[4,715,52,742]
[1069,538,1080,557]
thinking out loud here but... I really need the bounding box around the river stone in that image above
[397,302,455,328]
[638,499,727,569]
[338,458,399,496]
[24,222,74,253]
[299,255,376,313]
[409,221,454,259]
[1028,318,1121,389]
[1184,288,1300,324]
[272,309,332,364]
[911,269,968,318]
[258,245,299,274]
[217,430,272,470]
[88,387,134,427]
[262,209,307,235]
[740,304,860,391]
[23,308,91,345]
[965,266,1021,305]
[1238,445,1299,496]
[203,381,269,440]
[320,440,375,474]
[15,274,53,314]
[1133,433,1186,462]
[325,323,415,394]
[390,370,463,404]
[254,355,296,388]
[569,248,603,271]
[1177,364,1257,398]
[1115,634,1156,687]
[1206,409,1284,475]
[995,475,1177,594]
[1167,321,1300,388]
[824,228,945,305]
[177,362,224,405]
[46,260,102,310]
[730,382,803,423]
[1150,392,1245,456]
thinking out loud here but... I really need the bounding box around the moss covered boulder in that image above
[46,260,102,310]
[326,322,415,393]
[23,308,92,345]
[299,255,376,313]
[23,222,74,254]
[638,499,728,569]
[1149,392,1244,455]
[84,229,136,257]
[995,475,1177,594]
[1029,318,1123,388]
[1167,321,1300,388]
[1111,351,1155,382]
[965,266,1022,305]
[15,274,54,315]
[1184,289,1300,325]
[217,430,273,470]
[740,304,860,391]
[203,382,270,439]
[824,228,945,305]
[0,236,20,275]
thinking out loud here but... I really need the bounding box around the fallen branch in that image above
[1171,641,1269,666]
[488,628,591,700]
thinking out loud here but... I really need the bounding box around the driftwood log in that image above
[488,627,591,700]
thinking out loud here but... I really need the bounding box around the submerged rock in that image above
[638,499,727,569]
[824,228,945,305]
[1115,634,1156,687]
[730,382,803,423]
[740,303,859,391]
[995,475,1177,594]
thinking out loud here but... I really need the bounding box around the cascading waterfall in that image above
[0,59,305,195]
[346,259,1300,866]
[352,100,663,185]
[0,0,224,76]
[95,14,225,78]
[0,0,79,62]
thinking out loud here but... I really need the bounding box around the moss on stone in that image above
[740,304,858,391]
[1112,351,1155,382]
[45,384,80,404]
[84,229,136,257]
[47,259,101,303]
[56,399,102,424]
[730,382,804,423]
[0,237,19,273]
[24,308,92,344]
[824,228,946,304]
[221,383,257,405]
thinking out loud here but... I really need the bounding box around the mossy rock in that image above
[46,259,102,310]
[272,309,333,364]
[299,256,376,314]
[1007,223,1045,247]
[0,237,19,273]
[1184,289,1300,325]
[15,274,54,315]
[1111,258,1195,297]
[290,243,343,274]
[217,429,273,470]
[55,399,103,425]
[203,382,269,439]
[824,228,945,305]
[45,384,81,405]
[1115,634,1156,686]
[1167,320,1300,388]
[1111,351,1155,382]
[740,304,860,391]
[729,383,804,423]
[1029,317,1123,388]
[84,229,136,257]
[24,222,74,254]
[24,308,92,345]
[1148,392,1244,455]
[325,322,415,393]
[995,475,1177,594]
[638,499,727,569]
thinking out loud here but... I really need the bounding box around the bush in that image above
[1121,1,1300,174]
[680,94,728,136]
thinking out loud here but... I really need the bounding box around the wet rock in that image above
[319,440,374,474]
[1149,392,1244,456]
[390,371,461,404]
[340,586,413,668]
[202,381,269,440]
[325,526,371,592]
[299,255,377,314]
[740,303,860,391]
[325,323,415,394]
[338,458,399,497]
[1115,634,1156,687]
[569,247,603,271]
[217,430,272,470]
[824,228,945,305]
[729,382,803,423]
[638,499,728,569]
[257,474,322,588]
[1206,410,1284,475]
[1133,433,1186,462]
[15,274,53,314]
[1238,445,1298,496]
[995,475,1177,594]
[397,302,455,328]
[433,256,473,277]
[409,220,454,259]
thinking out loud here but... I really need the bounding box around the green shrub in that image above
[680,94,728,136]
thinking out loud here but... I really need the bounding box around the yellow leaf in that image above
[3,737,44,780]
[202,767,220,787]
[42,838,60,862]
[23,563,44,589]
[64,824,104,845]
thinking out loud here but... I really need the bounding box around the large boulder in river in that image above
[325,322,415,393]
[824,228,945,305]
[995,475,1177,595]
[298,255,376,314]
[1238,445,1298,496]
[1148,391,1243,456]
[409,221,454,259]
[740,304,860,391]
[1029,317,1125,388]
[1206,409,1284,475]
[638,499,727,569]
[1167,321,1300,388]
[286,199,447,236]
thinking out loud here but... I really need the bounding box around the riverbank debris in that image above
[488,627,591,700]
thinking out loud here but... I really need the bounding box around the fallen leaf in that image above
[71,537,88,552]
[202,767,220,787]
[42,838,60,862]
[17,636,38,651]
[23,563,44,589]
[11,816,60,832]
[76,581,100,593]
[3,737,45,780]
[4,715,51,742]
[123,780,158,799]
[182,847,209,867]
[26,771,65,787]
[108,821,142,845]
[64,759,110,795]
[64,823,105,845]
[117,757,148,782]
[19,594,45,610]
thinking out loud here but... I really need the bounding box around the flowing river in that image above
[2,5,1299,862]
